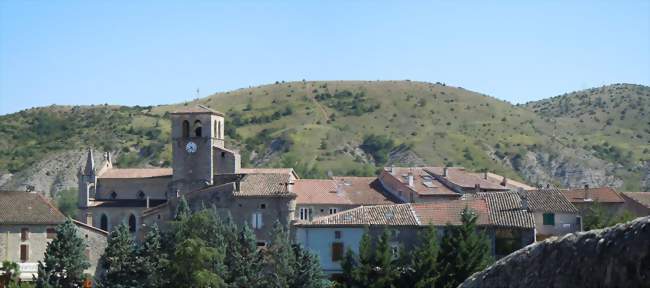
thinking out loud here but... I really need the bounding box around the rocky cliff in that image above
[460,216,650,288]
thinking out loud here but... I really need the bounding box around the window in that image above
[214,120,218,138]
[299,208,312,221]
[543,213,555,226]
[128,214,137,233]
[217,121,222,139]
[138,191,145,199]
[110,191,117,199]
[47,228,56,239]
[21,228,29,241]
[182,120,190,138]
[331,242,344,262]
[260,203,267,209]
[194,120,202,137]
[334,231,342,239]
[252,212,263,229]
[20,244,28,262]
[100,214,109,231]
[256,241,267,247]
[329,208,338,215]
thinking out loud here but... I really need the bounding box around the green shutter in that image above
[543,213,555,225]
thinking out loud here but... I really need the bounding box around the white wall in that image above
[534,212,580,238]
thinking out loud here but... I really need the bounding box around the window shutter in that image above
[251,213,257,228]
[20,244,28,262]
[331,242,344,262]
[257,213,263,228]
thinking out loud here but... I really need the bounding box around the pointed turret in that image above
[83,148,95,176]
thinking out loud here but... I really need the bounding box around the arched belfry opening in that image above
[217,121,222,139]
[128,214,137,233]
[182,120,190,138]
[214,120,218,138]
[194,120,202,137]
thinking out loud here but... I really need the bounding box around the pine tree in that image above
[139,223,166,288]
[170,238,225,287]
[98,224,139,288]
[437,207,491,288]
[175,196,191,221]
[36,218,90,288]
[340,248,358,288]
[410,224,440,288]
[228,224,265,288]
[291,245,329,288]
[353,227,374,287]
[371,229,398,288]
[265,221,294,288]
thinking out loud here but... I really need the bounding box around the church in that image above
[77,105,300,244]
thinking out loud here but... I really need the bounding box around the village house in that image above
[519,188,581,240]
[294,199,497,275]
[620,192,650,216]
[0,191,107,281]
[560,186,627,216]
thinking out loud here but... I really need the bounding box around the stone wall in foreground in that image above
[460,216,650,288]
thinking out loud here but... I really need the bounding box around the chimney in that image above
[336,182,344,196]
[443,167,449,177]
[584,184,591,200]
[475,184,480,192]
[286,181,294,193]
[500,176,507,187]
[407,172,414,187]
[146,196,150,209]
[517,188,529,211]
[483,171,488,180]
[86,212,93,225]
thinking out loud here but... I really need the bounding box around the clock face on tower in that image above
[185,141,198,154]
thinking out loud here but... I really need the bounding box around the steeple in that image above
[83,148,95,176]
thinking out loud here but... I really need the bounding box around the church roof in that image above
[235,173,295,197]
[239,168,298,179]
[171,105,224,116]
[98,168,173,179]
[0,191,67,225]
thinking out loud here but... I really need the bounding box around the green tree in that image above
[98,224,139,288]
[138,224,167,288]
[55,188,78,217]
[371,229,398,287]
[175,196,191,221]
[265,221,294,288]
[340,248,358,288]
[169,238,225,287]
[409,225,440,288]
[436,208,491,288]
[228,224,265,288]
[36,218,90,288]
[1,261,20,286]
[291,245,329,288]
[584,202,636,230]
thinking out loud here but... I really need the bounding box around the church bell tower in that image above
[171,105,225,194]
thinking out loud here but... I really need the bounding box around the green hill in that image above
[1,81,648,196]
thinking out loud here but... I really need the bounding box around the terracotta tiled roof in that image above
[0,191,67,224]
[98,168,172,179]
[239,168,297,178]
[379,167,458,196]
[477,192,535,229]
[424,167,508,190]
[561,187,625,203]
[307,204,419,226]
[171,105,224,116]
[622,192,650,208]
[521,188,578,213]
[333,177,403,205]
[294,179,352,205]
[411,199,491,226]
[235,173,295,197]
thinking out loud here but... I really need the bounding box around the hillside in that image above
[1,81,649,196]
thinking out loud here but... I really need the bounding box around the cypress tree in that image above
[291,245,330,288]
[410,224,440,288]
[437,207,491,288]
[340,248,358,288]
[175,196,191,221]
[98,224,139,288]
[372,229,398,288]
[139,223,166,288]
[36,218,90,288]
[228,224,265,288]
[354,227,373,287]
[265,221,294,288]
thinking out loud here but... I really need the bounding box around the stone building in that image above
[560,186,626,216]
[0,191,107,281]
[620,192,650,216]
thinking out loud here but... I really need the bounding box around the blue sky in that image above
[1,1,648,115]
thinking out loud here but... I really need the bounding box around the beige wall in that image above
[295,204,355,221]
[534,212,581,239]
[85,206,149,234]
[0,223,107,280]
[96,177,170,200]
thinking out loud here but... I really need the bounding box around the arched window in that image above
[182,120,190,138]
[100,214,108,231]
[128,214,136,233]
[138,190,145,199]
[214,120,217,138]
[217,121,222,139]
[194,120,202,137]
